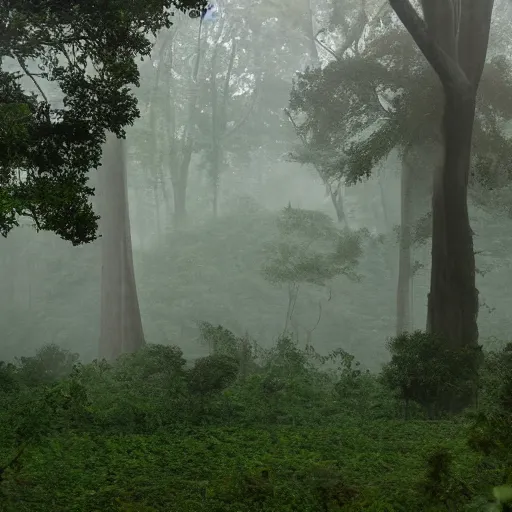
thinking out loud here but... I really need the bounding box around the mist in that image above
[3,1,512,510]
[2,1,512,368]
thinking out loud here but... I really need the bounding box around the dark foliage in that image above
[0,333,510,510]
[381,330,483,418]
[0,0,205,244]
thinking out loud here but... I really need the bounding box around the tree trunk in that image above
[389,0,493,346]
[397,158,412,335]
[389,0,494,411]
[212,182,219,218]
[98,132,145,361]
[427,90,478,348]
[329,182,348,227]
[305,0,320,65]
[172,172,188,226]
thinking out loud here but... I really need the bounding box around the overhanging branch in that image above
[388,0,470,90]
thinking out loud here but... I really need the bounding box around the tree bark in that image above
[426,90,478,347]
[397,157,412,335]
[389,0,494,353]
[98,132,145,361]
[329,182,348,226]
[172,165,188,225]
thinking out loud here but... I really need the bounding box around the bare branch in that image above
[314,29,340,61]
[15,57,49,106]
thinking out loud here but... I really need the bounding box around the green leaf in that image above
[493,484,512,503]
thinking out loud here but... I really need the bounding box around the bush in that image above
[113,343,187,382]
[417,448,472,509]
[14,343,79,387]
[186,354,240,396]
[198,322,261,379]
[381,330,482,418]
[467,343,512,481]
[0,361,18,395]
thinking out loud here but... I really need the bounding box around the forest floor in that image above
[0,419,501,511]
[0,338,509,511]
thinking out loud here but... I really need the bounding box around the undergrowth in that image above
[0,327,511,511]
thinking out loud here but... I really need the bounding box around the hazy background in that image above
[1,0,512,369]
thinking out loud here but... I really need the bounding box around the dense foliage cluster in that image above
[0,329,511,510]
[382,330,483,418]
[0,0,204,244]
[288,27,512,193]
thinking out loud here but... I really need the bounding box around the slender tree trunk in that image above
[305,0,320,65]
[172,172,188,225]
[427,91,478,348]
[397,159,412,335]
[98,132,145,361]
[212,183,219,218]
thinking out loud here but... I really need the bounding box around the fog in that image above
[1,0,512,369]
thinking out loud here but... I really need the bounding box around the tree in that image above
[388,1,494,365]
[262,205,364,337]
[194,9,263,218]
[289,6,510,356]
[1,0,205,361]
[0,0,205,244]
[98,133,145,361]
[140,1,266,224]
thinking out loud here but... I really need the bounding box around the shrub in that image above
[113,344,187,382]
[381,330,482,418]
[467,343,512,478]
[418,448,471,509]
[332,362,395,419]
[478,342,512,413]
[198,322,261,379]
[0,361,18,394]
[14,343,80,387]
[186,354,240,396]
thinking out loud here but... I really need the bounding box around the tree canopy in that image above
[288,20,512,193]
[0,0,204,244]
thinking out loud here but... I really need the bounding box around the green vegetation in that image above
[1,328,511,511]
[0,0,204,244]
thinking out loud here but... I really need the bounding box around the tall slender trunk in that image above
[210,143,221,218]
[212,182,219,218]
[397,158,412,335]
[98,132,145,361]
[172,172,188,225]
[427,90,478,348]
[305,0,320,65]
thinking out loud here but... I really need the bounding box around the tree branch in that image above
[15,57,49,107]
[457,0,495,87]
[388,0,470,90]
[223,84,259,139]
[314,29,339,61]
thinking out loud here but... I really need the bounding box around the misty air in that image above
[0,0,511,510]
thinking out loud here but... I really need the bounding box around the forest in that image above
[1,0,512,510]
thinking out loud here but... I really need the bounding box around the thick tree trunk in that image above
[98,132,145,361]
[427,90,479,348]
[389,0,493,341]
[389,0,493,412]
[397,159,412,335]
